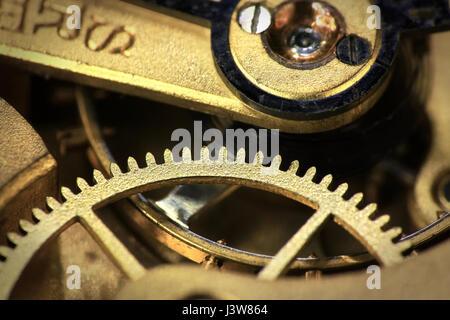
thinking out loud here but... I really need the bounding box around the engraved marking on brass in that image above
[85,16,135,56]
[0,0,28,32]
[0,0,376,134]
[0,0,134,54]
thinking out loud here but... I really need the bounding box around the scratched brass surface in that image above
[0,98,57,246]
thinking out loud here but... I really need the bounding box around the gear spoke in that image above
[76,86,237,229]
[79,210,146,281]
[0,147,410,298]
[259,207,330,281]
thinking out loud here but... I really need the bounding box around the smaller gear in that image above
[0,147,410,299]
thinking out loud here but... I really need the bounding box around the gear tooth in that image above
[320,174,333,188]
[182,147,192,163]
[19,220,34,233]
[386,227,402,240]
[93,169,106,184]
[360,203,377,218]
[145,152,156,166]
[235,148,246,163]
[110,162,122,176]
[218,146,228,163]
[7,232,21,245]
[287,161,299,174]
[77,177,90,190]
[374,214,390,227]
[0,246,12,259]
[127,157,139,171]
[303,167,316,180]
[0,149,413,282]
[252,151,264,165]
[164,149,173,163]
[396,240,412,252]
[335,183,348,196]
[270,155,282,169]
[348,193,363,206]
[61,186,75,200]
[32,208,47,221]
[46,196,60,210]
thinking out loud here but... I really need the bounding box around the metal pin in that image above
[336,34,371,66]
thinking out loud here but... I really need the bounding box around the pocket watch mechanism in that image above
[0,0,449,300]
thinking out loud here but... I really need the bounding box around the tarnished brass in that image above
[71,93,428,273]
[0,98,57,245]
[117,238,450,300]
[436,175,450,212]
[76,81,404,272]
[410,33,450,227]
[0,0,387,133]
[0,147,410,298]
[0,0,448,302]
[76,87,237,230]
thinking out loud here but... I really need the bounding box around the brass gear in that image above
[0,147,411,298]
